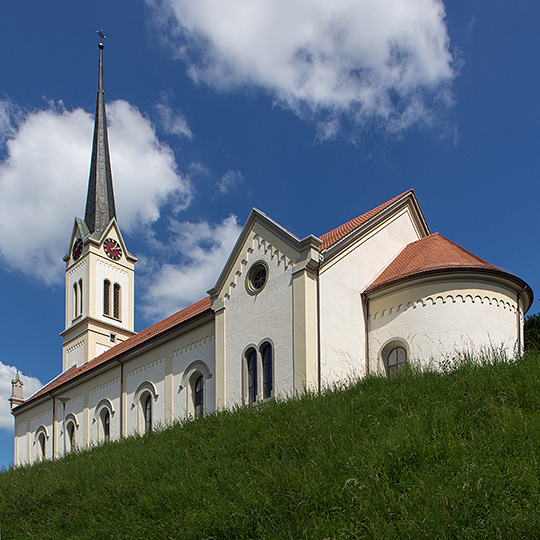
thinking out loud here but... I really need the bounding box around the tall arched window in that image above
[262,344,273,399]
[66,421,76,452]
[78,279,83,316]
[194,375,204,418]
[37,432,46,461]
[101,408,110,443]
[143,394,152,433]
[73,284,78,318]
[247,349,257,403]
[103,279,110,316]
[113,283,121,319]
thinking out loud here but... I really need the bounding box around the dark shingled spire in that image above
[84,41,116,236]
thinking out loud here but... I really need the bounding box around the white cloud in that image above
[0,363,43,431]
[149,0,455,136]
[155,90,193,139]
[217,169,244,194]
[0,99,191,285]
[140,215,241,320]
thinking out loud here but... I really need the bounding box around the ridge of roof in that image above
[319,189,414,251]
[17,296,212,409]
[365,233,503,293]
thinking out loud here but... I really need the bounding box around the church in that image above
[10,43,533,465]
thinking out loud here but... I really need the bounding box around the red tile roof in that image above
[365,233,503,293]
[319,189,414,250]
[18,296,212,408]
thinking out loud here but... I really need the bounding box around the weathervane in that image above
[97,28,107,46]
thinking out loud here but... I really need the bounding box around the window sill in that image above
[103,314,122,323]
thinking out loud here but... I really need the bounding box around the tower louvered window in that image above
[103,280,110,315]
[113,283,121,319]
[78,279,83,316]
[73,284,78,319]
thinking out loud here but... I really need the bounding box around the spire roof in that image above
[84,42,116,237]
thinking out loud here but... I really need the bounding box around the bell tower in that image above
[61,39,136,372]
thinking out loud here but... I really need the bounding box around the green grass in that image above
[3,352,540,539]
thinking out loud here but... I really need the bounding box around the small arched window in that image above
[262,344,273,399]
[66,421,76,452]
[113,283,121,319]
[247,349,257,403]
[386,346,407,377]
[37,432,46,461]
[103,280,110,316]
[78,279,83,316]
[101,408,110,443]
[143,394,152,433]
[194,375,204,418]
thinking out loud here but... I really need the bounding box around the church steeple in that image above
[62,35,136,372]
[84,40,116,237]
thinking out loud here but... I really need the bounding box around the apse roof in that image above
[365,233,525,293]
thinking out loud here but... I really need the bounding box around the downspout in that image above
[361,293,370,376]
[316,255,323,394]
[51,395,56,460]
[117,359,124,440]
[516,288,525,356]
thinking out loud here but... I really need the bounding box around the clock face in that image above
[72,238,83,261]
[103,238,122,260]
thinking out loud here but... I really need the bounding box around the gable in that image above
[208,209,321,305]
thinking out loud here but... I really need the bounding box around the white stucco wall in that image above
[368,277,521,373]
[172,323,215,420]
[319,210,422,386]
[223,233,295,405]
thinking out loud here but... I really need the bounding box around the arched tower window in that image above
[262,343,273,399]
[113,283,121,319]
[247,348,257,403]
[194,375,204,418]
[78,279,83,316]
[103,280,110,316]
[143,393,152,433]
[73,284,78,319]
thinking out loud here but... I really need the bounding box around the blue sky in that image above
[0,1,539,468]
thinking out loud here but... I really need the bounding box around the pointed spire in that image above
[84,40,117,237]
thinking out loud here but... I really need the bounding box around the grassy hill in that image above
[2,353,540,539]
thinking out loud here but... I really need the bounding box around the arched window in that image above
[143,393,152,433]
[194,375,204,418]
[113,283,121,319]
[103,279,110,316]
[386,346,407,377]
[66,421,76,452]
[78,279,83,316]
[37,432,46,461]
[247,348,257,403]
[262,344,273,399]
[101,408,110,443]
[73,284,78,319]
